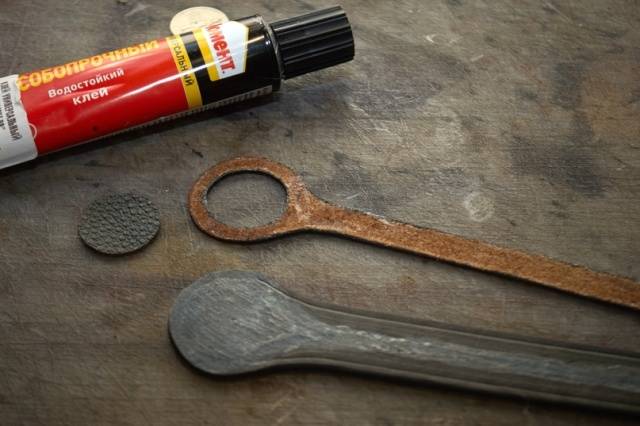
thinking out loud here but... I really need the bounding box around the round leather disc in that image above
[78,193,160,255]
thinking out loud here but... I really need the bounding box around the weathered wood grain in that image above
[1,0,639,424]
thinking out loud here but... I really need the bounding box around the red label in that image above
[18,38,188,155]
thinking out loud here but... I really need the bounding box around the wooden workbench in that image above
[1,0,639,424]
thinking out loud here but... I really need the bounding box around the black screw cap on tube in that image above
[271,6,355,79]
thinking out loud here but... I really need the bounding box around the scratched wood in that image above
[1,0,639,425]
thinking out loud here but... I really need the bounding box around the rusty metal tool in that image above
[188,157,640,310]
[169,271,640,413]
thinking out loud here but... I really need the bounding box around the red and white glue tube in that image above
[0,6,354,169]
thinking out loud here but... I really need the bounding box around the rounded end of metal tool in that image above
[169,271,310,376]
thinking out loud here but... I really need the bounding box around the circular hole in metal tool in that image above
[78,192,160,255]
[206,172,287,229]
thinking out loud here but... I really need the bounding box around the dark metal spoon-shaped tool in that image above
[169,271,640,414]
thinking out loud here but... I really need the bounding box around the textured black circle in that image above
[78,193,160,255]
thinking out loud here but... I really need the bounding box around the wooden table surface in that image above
[1,0,639,424]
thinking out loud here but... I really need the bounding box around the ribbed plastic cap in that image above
[271,6,355,79]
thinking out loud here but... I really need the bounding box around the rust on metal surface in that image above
[188,156,640,311]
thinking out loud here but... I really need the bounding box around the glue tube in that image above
[0,6,354,169]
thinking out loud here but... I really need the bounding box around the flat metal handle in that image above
[188,157,640,310]
[308,201,640,309]
[300,301,640,413]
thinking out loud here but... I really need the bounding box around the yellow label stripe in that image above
[166,35,203,109]
[194,28,220,82]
